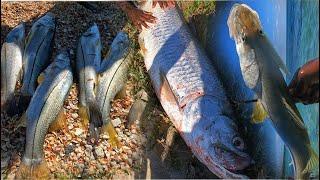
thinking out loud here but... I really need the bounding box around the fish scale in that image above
[138,2,251,178]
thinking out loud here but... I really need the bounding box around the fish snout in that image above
[182,96,251,173]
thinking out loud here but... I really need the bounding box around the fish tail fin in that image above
[87,100,103,140]
[6,94,30,117]
[101,121,121,148]
[302,145,319,174]
[79,104,90,129]
[15,160,50,179]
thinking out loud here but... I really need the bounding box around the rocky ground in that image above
[1,2,216,179]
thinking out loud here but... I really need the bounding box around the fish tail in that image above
[102,121,121,148]
[15,160,50,179]
[87,100,103,140]
[5,94,30,116]
[302,145,319,174]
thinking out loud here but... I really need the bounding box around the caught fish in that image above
[1,23,25,114]
[15,51,73,179]
[227,4,318,179]
[21,12,55,97]
[76,23,103,138]
[96,32,131,147]
[137,2,251,178]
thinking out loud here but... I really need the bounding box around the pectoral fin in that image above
[251,100,268,124]
[79,105,89,129]
[114,85,127,100]
[302,145,319,174]
[281,97,306,130]
[14,113,27,131]
[37,72,46,85]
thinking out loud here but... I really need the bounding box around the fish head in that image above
[183,96,251,177]
[227,4,262,44]
[35,12,56,29]
[5,23,25,44]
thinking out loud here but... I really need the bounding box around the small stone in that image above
[74,128,83,136]
[71,113,78,119]
[95,146,105,158]
[111,118,122,127]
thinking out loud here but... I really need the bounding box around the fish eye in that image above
[232,136,245,150]
[259,30,264,35]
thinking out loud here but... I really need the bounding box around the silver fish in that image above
[76,23,103,137]
[137,2,251,178]
[228,4,318,179]
[1,23,25,113]
[21,12,55,97]
[17,51,73,179]
[96,32,131,147]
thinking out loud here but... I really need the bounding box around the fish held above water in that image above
[96,31,131,147]
[76,23,103,140]
[15,51,73,179]
[137,2,251,178]
[21,12,56,97]
[227,4,318,179]
[1,23,25,115]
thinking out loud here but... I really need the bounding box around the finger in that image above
[288,68,300,89]
[152,1,157,8]
[141,21,150,29]
[142,14,157,23]
[159,2,165,9]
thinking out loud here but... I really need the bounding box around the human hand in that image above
[152,1,175,9]
[288,58,319,105]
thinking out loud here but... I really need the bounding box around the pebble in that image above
[71,113,79,119]
[74,128,83,136]
[111,118,122,127]
[95,146,105,158]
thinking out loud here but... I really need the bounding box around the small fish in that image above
[16,51,73,179]
[1,23,25,115]
[137,2,251,178]
[96,32,131,147]
[76,23,103,140]
[21,12,55,97]
[227,4,318,179]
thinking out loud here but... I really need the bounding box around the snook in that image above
[137,2,251,178]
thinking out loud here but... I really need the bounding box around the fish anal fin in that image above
[48,108,67,132]
[79,105,89,129]
[302,145,319,174]
[15,160,50,179]
[251,100,268,124]
[101,121,121,148]
[114,85,127,100]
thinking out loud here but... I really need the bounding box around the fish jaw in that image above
[182,96,251,178]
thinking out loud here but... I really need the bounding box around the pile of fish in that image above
[1,12,132,179]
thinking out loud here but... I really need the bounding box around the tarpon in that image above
[76,23,103,137]
[137,2,251,178]
[21,12,55,97]
[16,51,73,179]
[227,4,318,179]
[96,32,131,147]
[1,23,25,114]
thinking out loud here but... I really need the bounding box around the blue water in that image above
[286,0,319,177]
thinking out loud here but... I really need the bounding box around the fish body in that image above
[21,13,55,97]
[96,32,131,146]
[76,24,102,131]
[1,23,25,112]
[137,2,251,178]
[228,4,318,179]
[21,51,73,168]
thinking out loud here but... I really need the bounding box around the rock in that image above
[95,146,105,158]
[71,113,78,119]
[111,118,122,127]
[1,156,10,169]
[74,128,83,136]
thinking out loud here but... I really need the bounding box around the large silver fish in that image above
[76,23,103,136]
[1,23,25,113]
[227,4,318,179]
[137,2,251,178]
[16,51,73,179]
[96,32,131,147]
[21,12,55,97]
